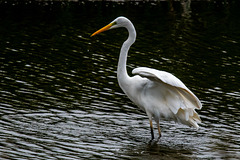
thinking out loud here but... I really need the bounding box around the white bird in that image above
[91,16,202,140]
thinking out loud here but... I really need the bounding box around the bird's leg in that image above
[157,121,161,139]
[149,119,154,140]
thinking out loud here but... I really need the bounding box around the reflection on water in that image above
[1,1,240,159]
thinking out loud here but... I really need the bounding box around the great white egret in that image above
[91,16,202,140]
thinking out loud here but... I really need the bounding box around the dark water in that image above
[1,1,240,159]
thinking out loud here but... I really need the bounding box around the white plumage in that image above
[91,16,202,139]
[132,67,202,128]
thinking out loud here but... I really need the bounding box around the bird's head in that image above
[91,16,130,37]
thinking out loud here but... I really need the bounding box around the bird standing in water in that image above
[91,17,202,140]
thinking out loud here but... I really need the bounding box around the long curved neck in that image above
[117,21,136,90]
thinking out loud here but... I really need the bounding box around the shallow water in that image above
[1,1,240,159]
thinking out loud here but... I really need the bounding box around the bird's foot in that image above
[148,137,161,145]
[157,135,161,141]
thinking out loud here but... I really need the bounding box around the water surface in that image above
[0,1,240,159]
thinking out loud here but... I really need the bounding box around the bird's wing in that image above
[132,67,202,110]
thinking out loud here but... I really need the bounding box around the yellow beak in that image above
[91,23,114,37]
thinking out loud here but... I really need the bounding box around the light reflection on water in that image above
[1,1,240,159]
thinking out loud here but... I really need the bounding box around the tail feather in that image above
[176,108,201,129]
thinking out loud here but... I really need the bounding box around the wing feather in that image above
[132,67,202,129]
[132,67,202,110]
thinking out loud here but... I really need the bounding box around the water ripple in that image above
[1,1,240,159]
